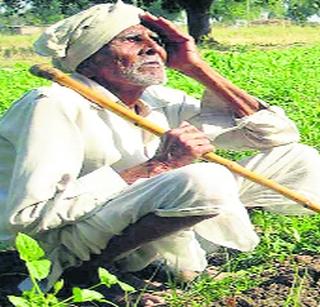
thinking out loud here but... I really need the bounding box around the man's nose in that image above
[139,36,164,57]
[145,47,156,56]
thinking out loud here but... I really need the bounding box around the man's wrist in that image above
[147,156,187,176]
[146,158,173,177]
[176,59,208,78]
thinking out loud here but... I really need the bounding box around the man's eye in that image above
[126,36,141,42]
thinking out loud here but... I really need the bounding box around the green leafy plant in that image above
[8,232,135,307]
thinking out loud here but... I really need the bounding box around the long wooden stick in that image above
[29,64,320,213]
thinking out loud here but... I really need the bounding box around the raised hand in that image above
[140,12,203,73]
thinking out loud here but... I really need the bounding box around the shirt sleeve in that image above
[4,88,127,234]
[191,89,300,150]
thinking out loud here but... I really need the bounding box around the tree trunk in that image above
[178,0,214,43]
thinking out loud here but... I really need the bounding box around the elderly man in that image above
[0,0,319,291]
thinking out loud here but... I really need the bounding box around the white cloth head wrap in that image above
[34,1,143,72]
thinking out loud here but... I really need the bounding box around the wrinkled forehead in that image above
[111,24,158,40]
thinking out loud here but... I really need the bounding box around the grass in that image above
[0,33,39,47]
[211,24,320,47]
[0,33,47,66]
[164,210,320,305]
[0,25,320,305]
[0,64,49,115]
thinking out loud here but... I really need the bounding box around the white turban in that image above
[34,1,143,72]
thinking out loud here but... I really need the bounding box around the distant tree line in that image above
[1,0,319,42]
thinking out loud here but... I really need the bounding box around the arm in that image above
[140,14,299,151]
[140,13,262,118]
[120,121,214,184]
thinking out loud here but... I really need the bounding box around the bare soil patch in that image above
[1,250,319,306]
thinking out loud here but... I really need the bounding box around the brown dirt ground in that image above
[211,254,320,307]
[0,250,319,306]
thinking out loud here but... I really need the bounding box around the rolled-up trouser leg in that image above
[112,163,259,273]
[237,143,320,214]
[40,162,259,287]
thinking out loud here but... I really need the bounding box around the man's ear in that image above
[76,57,98,78]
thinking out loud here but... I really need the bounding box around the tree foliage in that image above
[286,0,320,22]
[1,0,319,37]
[211,0,286,22]
[1,0,25,15]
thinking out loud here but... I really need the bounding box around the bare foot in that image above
[139,292,166,306]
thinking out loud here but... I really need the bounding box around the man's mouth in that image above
[141,61,162,67]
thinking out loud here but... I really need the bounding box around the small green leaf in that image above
[118,281,135,293]
[45,293,60,305]
[15,233,45,262]
[7,296,30,307]
[26,259,51,280]
[53,279,64,295]
[72,287,105,303]
[72,287,82,302]
[98,267,119,287]
[20,290,33,301]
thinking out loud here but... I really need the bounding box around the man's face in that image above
[87,24,168,88]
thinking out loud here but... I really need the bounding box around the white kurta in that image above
[1,73,319,288]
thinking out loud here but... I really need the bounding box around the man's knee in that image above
[270,143,318,159]
[294,143,320,163]
[274,143,320,170]
[172,162,238,197]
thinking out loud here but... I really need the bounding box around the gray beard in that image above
[122,59,167,87]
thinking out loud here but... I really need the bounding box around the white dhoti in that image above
[36,142,320,288]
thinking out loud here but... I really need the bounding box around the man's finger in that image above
[178,132,212,143]
[178,121,202,131]
[179,121,192,127]
[140,12,190,42]
[175,123,203,136]
[186,139,214,148]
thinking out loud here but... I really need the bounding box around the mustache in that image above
[133,56,165,69]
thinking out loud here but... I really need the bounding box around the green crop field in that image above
[0,26,320,306]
